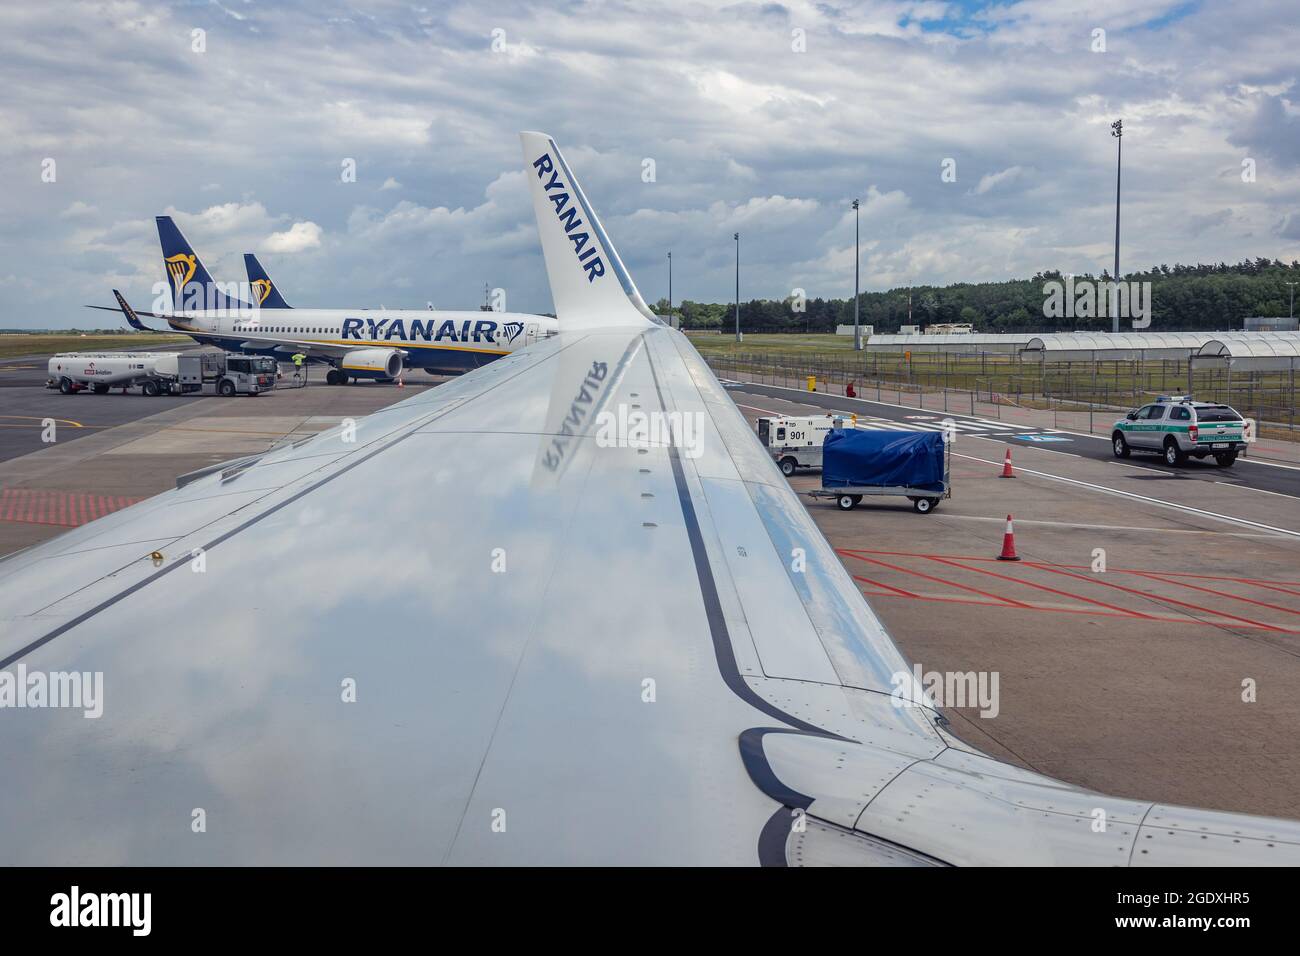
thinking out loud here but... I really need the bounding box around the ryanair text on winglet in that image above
[532,152,606,283]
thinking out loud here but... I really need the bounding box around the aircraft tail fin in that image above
[520,132,657,329]
[244,253,293,309]
[156,215,253,313]
[111,289,152,331]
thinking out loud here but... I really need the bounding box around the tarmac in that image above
[2,358,1298,820]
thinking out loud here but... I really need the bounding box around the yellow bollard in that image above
[807,375,816,392]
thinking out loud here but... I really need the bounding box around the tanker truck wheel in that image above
[218,379,236,397]
[59,377,75,394]
[142,380,160,397]
[92,384,109,395]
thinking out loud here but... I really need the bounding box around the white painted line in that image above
[1213,482,1298,500]
[951,451,1300,538]
[933,513,1282,538]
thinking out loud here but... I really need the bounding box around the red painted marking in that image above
[837,547,1300,634]
[840,551,1034,608]
[1123,569,1300,617]
[0,488,142,527]
[854,587,1300,634]
[838,548,1300,589]
[925,554,1158,620]
[849,574,922,599]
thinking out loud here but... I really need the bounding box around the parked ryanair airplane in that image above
[95,216,558,384]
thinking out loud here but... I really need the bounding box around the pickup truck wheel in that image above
[1163,438,1186,466]
[836,494,857,511]
[218,379,236,397]
[1112,433,1130,458]
[1214,451,1237,467]
[59,377,74,394]
[141,380,159,397]
[780,457,797,477]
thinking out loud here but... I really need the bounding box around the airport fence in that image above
[703,349,1299,442]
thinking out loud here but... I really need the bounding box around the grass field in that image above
[686,332,858,354]
[0,333,190,359]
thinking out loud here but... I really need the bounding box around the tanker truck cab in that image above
[1111,396,1248,467]
[217,354,278,397]
[757,415,839,476]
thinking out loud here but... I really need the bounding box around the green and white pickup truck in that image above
[1112,396,1247,467]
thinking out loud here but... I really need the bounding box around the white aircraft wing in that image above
[2,135,1299,865]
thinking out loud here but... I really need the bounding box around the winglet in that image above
[244,253,293,309]
[520,132,658,328]
[112,290,152,331]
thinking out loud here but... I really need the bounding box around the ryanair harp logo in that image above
[252,279,273,305]
[501,321,524,344]
[164,253,197,297]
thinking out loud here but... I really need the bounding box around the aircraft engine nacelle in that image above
[340,348,403,380]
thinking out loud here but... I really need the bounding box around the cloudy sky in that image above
[2,0,1298,327]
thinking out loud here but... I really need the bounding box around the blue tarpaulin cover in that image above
[821,428,947,492]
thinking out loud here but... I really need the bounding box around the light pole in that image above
[667,251,673,327]
[734,232,741,342]
[852,198,861,350]
[1287,281,1296,321]
[1111,118,1123,334]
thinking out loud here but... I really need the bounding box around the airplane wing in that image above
[4,134,1299,865]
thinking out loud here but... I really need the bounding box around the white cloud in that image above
[262,221,323,254]
[973,166,1025,196]
[380,177,401,191]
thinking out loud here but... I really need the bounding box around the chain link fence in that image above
[703,349,1298,441]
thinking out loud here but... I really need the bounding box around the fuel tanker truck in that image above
[46,352,206,395]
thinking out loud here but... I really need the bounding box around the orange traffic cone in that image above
[997,515,1021,561]
[1000,448,1015,478]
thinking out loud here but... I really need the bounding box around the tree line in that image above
[662,258,1300,333]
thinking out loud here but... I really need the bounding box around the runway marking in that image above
[0,415,85,427]
[951,451,1300,537]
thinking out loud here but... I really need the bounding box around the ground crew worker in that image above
[846,381,856,398]
[292,352,306,385]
